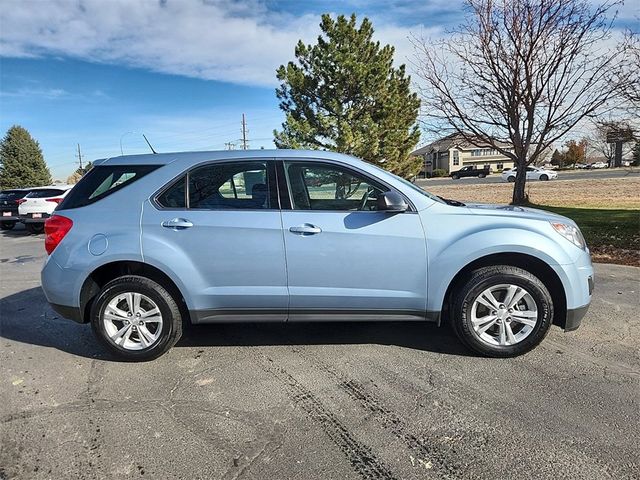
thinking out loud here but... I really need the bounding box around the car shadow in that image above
[0,287,473,361]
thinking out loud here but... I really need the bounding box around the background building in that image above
[412,133,515,177]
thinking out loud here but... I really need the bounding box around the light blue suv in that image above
[41,150,593,360]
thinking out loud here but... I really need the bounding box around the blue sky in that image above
[0,0,636,179]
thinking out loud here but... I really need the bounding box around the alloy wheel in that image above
[102,292,163,350]
[470,284,538,347]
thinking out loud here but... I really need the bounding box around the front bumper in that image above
[565,303,590,331]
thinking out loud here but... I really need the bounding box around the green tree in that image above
[550,149,564,168]
[632,141,640,166]
[274,14,421,178]
[0,125,51,188]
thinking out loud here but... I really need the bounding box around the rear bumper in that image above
[50,302,83,323]
[20,213,51,223]
[1,214,19,222]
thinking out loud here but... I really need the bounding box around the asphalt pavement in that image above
[418,167,639,186]
[1,225,639,480]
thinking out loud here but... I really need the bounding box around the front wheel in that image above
[478,173,486,178]
[1,221,15,230]
[451,265,553,357]
[540,174,549,181]
[91,275,183,361]
[507,176,516,183]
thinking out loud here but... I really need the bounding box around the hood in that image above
[464,203,571,223]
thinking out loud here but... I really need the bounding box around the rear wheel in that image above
[507,176,516,183]
[478,173,486,178]
[26,223,44,234]
[91,275,183,361]
[540,174,549,181]
[1,221,15,230]
[452,174,460,180]
[451,265,553,357]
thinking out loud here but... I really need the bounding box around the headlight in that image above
[551,222,586,249]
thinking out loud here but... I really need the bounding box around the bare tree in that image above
[413,0,631,204]
[621,28,640,114]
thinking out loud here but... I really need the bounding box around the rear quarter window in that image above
[58,165,160,209]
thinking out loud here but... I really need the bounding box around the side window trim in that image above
[152,159,280,211]
[276,158,415,213]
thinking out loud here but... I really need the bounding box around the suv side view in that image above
[41,150,593,361]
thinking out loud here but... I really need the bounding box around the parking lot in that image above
[1,225,639,480]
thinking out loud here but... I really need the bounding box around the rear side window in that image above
[58,165,160,209]
[27,189,66,198]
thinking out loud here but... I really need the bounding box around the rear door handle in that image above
[162,218,193,229]
[289,224,322,235]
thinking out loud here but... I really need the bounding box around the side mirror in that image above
[377,191,408,212]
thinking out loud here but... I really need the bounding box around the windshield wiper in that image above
[438,196,466,207]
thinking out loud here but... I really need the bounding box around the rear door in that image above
[279,159,427,321]
[141,159,289,322]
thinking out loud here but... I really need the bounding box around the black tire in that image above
[540,174,549,181]
[451,265,553,357]
[478,173,486,178]
[452,174,460,180]
[1,221,15,230]
[507,176,516,183]
[26,223,44,234]
[91,275,183,361]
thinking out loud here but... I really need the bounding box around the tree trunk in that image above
[511,161,528,205]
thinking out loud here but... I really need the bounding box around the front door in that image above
[142,159,288,322]
[279,160,428,321]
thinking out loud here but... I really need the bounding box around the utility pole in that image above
[76,143,83,171]
[224,142,236,150]
[241,113,248,150]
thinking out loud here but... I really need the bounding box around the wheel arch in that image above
[439,252,567,329]
[79,260,190,325]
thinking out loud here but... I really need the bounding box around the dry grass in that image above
[424,177,640,209]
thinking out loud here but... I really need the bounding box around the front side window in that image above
[285,162,387,211]
[188,161,271,209]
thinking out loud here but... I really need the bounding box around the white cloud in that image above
[0,0,441,87]
[0,0,321,87]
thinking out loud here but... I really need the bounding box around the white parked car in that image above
[590,161,608,169]
[18,185,73,234]
[501,166,558,183]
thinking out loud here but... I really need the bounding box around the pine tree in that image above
[274,14,421,178]
[0,125,51,188]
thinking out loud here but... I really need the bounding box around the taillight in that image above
[16,198,27,205]
[44,215,73,255]
[46,198,63,204]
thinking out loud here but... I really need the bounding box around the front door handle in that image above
[162,218,193,229]
[289,224,322,235]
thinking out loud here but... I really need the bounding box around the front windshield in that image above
[368,163,445,204]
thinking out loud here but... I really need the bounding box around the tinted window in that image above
[27,189,66,198]
[156,176,186,208]
[285,162,387,211]
[188,162,271,209]
[58,165,159,209]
